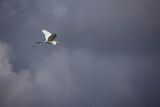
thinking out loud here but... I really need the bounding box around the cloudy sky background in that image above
[0,0,160,107]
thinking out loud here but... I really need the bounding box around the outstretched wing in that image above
[42,29,52,41]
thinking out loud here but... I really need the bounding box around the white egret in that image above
[36,29,58,45]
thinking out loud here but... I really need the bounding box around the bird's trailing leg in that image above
[36,41,45,44]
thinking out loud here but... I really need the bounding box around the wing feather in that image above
[42,29,52,41]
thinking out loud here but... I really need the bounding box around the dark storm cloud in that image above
[0,41,159,107]
[0,0,159,53]
[0,0,160,107]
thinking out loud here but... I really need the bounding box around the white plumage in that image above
[42,29,52,42]
[36,29,58,45]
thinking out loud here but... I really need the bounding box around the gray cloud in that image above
[0,41,76,107]
[0,0,160,107]
[0,41,159,107]
[1,0,159,53]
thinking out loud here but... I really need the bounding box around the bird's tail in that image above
[51,40,58,45]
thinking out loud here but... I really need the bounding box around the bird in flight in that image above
[36,29,58,45]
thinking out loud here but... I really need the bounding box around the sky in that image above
[0,0,160,107]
